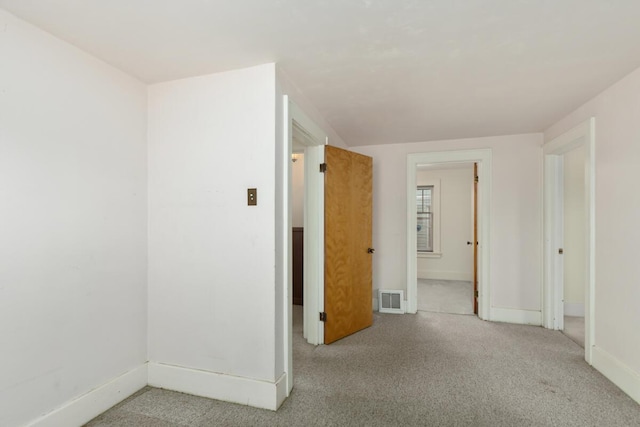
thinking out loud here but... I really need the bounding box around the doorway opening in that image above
[415,162,476,315]
[561,145,587,348]
[543,118,595,364]
[407,149,492,320]
[282,97,327,395]
[291,139,305,308]
[283,98,375,399]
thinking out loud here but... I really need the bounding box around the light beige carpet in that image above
[85,306,640,426]
[417,279,473,315]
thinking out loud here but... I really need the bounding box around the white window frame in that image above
[416,179,441,258]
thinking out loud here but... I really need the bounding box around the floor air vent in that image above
[378,289,404,314]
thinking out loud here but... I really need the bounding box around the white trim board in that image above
[302,143,325,346]
[27,364,147,427]
[591,347,640,405]
[288,98,327,348]
[148,362,287,411]
[407,149,492,320]
[280,95,292,397]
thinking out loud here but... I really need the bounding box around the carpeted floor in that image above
[417,279,473,315]
[86,306,640,426]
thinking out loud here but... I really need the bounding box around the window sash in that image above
[417,186,433,252]
[417,212,433,252]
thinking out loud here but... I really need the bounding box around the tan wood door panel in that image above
[324,145,373,344]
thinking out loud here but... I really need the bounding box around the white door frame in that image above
[282,97,327,394]
[543,118,595,364]
[407,149,492,319]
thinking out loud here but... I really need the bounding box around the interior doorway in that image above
[543,118,595,364]
[290,137,374,345]
[291,134,306,308]
[283,98,374,395]
[290,115,326,345]
[407,149,492,319]
[282,97,327,396]
[414,162,476,315]
[562,145,587,348]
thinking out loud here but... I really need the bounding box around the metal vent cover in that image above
[378,289,404,314]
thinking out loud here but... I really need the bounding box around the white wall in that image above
[353,133,543,312]
[563,146,586,316]
[0,9,148,427]
[276,67,348,149]
[417,167,474,281]
[292,154,305,227]
[545,64,640,396]
[148,64,284,407]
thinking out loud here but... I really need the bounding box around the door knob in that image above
[367,248,375,254]
[467,241,472,245]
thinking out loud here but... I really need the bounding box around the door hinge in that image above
[319,312,327,322]
[475,290,479,298]
[474,175,479,183]
[319,163,327,173]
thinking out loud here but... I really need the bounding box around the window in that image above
[417,186,433,252]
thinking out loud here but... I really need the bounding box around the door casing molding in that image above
[406,149,492,320]
[282,97,327,396]
[543,117,595,364]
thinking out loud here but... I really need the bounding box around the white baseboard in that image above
[592,346,640,405]
[148,362,286,411]
[27,364,147,427]
[372,296,378,312]
[275,372,288,408]
[417,270,473,281]
[490,307,542,325]
[564,302,585,317]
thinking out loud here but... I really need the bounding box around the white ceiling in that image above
[3,1,640,146]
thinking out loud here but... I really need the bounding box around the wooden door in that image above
[324,145,373,344]
[473,163,479,315]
